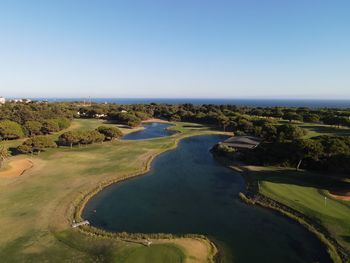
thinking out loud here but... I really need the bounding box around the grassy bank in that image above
[231,162,350,262]
[257,169,350,256]
[0,119,224,262]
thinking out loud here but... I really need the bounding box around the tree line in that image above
[0,102,74,140]
[1,101,349,175]
[75,102,350,130]
[241,136,350,176]
[17,126,123,154]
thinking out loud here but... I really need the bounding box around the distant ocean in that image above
[37,98,350,108]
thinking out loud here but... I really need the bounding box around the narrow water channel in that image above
[122,122,175,140]
[83,135,331,263]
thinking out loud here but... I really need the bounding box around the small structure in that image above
[94,113,107,118]
[0,97,5,104]
[72,220,90,228]
[145,239,152,247]
[222,136,261,150]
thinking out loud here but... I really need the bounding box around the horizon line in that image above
[3,96,350,101]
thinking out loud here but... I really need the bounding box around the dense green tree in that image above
[217,115,230,131]
[283,112,303,122]
[24,120,42,136]
[59,129,105,147]
[277,124,306,141]
[41,119,60,134]
[0,120,24,140]
[54,117,71,130]
[169,114,181,122]
[260,124,277,140]
[303,113,320,123]
[87,130,105,144]
[317,136,350,157]
[17,144,33,154]
[237,118,254,134]
[59,131,81,148]
[17,136,57,154]
[108,112,142,127]
[134,111,151,120]
[97,126,123,141]
[293,139,324,170]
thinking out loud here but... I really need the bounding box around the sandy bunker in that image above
[0,159,33,177]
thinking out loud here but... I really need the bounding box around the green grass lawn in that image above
[0,119,220,262]
[299,123,350,139]
[257,169,350,254]
[277,120,350,139]
[115,244,185,263]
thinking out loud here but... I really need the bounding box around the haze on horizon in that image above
[1,0,350,99]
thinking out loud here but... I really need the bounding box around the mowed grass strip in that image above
[115,244,185,263]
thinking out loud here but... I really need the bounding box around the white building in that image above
[0,97,5,104]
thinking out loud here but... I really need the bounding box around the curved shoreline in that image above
[71,131,341,263]
[71,132,221,262]
[231,163,348,263]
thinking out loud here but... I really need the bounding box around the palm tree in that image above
[0,145,10,168]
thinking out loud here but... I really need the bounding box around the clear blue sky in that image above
[1,0,350,99]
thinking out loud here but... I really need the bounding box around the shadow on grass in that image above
[182,125,206,129]
[254,169,350,192]
[301,125,350,137]
[341,236,350,243]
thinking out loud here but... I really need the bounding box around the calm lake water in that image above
[122,123,175,140]
[83,135,331,263]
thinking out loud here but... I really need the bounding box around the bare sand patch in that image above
[328,191,350,201]
[156,237,215,263]
[142,118,169,123]
[0,158,33,177]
